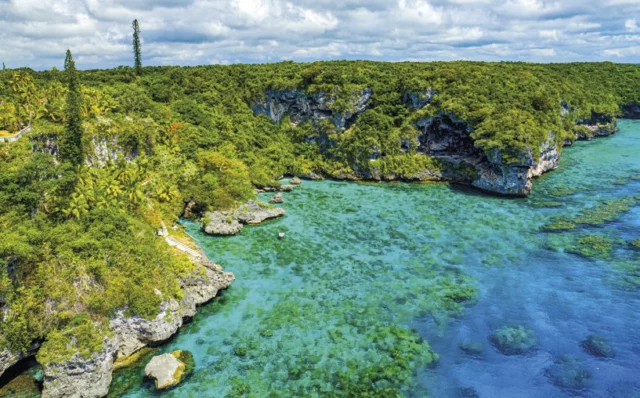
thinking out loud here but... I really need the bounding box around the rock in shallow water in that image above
[488,325,537,355]
[202,211,243,236]
[280,184,295,192]
[581,334,616,358]
[235,200,286,225]
[145,350,194,390]
[545,355,591,392]
[459,341,485,356]
[269,193,284,203]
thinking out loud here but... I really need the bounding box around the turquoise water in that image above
[112,120,640,397]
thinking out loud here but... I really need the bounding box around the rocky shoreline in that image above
[253,88,627,196]
[0,242,233,398]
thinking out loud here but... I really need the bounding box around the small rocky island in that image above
[145,350,194,390]
[202,200,286,236]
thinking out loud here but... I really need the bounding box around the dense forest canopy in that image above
[0,60,639,366]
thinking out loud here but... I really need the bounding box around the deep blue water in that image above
[107,120,640,397]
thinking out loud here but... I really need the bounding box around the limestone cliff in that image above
[33,252,233,398]
[252,88,373,130]
[253,89,627,196]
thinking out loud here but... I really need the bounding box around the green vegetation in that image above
[569,235,614,259]
[36,315,111,365]
[132,20,142,76]
[543,197,637,232]
[0,59,638,371]
[59,50,84,165]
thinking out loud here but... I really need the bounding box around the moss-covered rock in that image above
[488,325,537,355]
[545,355,591,392]
[581,334,616,358]
[459,341,485,356]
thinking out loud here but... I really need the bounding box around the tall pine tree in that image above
[132,19,142,75]
[59,50,84,166]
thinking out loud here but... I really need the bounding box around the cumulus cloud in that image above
[0,0,638,69]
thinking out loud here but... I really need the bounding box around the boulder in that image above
[290,176,302,185]
[234,200,286,225]
[280,185,295,192]
[202,211,243,236]
[269,193,284,204]
[581,334,616,358]
[545,355,591,392]
[145,350,194,390]
[41,337,116,398]
[459,341,485,356]
[488,326,537,355]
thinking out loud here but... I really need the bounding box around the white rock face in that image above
[202,211,243,236]
[144,353,184,390]
[202,200,286,235]
[234,200,286,225]
[110,300,183,359]
[180,259,235,318]
[41,337,116,398]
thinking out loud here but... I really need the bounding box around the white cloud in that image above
[0,0,638,70]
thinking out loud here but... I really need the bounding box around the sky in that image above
[0,0,638,70]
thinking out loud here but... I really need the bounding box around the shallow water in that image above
[105,120,640,397]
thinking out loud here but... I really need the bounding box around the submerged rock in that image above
[235,200,286,225]
[545,355,591,392]
[459,341,485,356]
[581,334,616,358]
[202,211,243,236]
[456,386,480,398]
[269,193,284,204]
[488,325,537,355]
[145,350,194,390]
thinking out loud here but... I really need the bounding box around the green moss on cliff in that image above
[36,315,111,366]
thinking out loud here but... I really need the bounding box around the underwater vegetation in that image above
[568,235,614,259]
[543,197,637,232]
[488,326,537,355]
